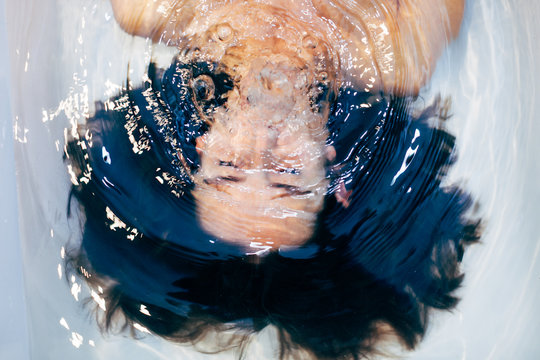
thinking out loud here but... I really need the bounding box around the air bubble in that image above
[318,72,329,83]
[302,35,318,49]
[294,73,308,89]
[215,23,233,42]
[192,75,215,102]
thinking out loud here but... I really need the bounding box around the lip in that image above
[200,175,314,200]
[269,183,312,199]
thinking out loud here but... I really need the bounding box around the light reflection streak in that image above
[105,207,127,230]
[13,118,29,143]
[157,3,171,16]
[102,146,111,164]
[133,323,151,333]
[41,109,49,123]
[67,164,80,185]
[91,290,107,311]
[391,129,421,186]
[70,332,84,348]
[24,51,29,72]
[104,206,140,240]
[247,242,273,256]
[379,23,389,36]
[139,304,151,316]
[102,176,115,189]
[71,282,82,301]
[57,263,63,279]
[59,318,70,330]
[104,79,123,98]
[80,266,91,279]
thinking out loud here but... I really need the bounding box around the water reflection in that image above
[64,1,480,358]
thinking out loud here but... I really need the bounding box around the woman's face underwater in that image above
[188,3,338,247]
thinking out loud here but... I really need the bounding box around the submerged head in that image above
[64,2,479,358]
[186,5,338,247]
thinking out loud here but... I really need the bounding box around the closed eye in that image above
[204,176,245,185]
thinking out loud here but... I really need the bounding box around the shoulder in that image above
[384,0,466,95]
[110,0,200,41]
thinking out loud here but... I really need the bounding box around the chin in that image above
[193,190,319,248]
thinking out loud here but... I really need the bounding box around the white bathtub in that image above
[2,0,539,359]
[0,0,28,358]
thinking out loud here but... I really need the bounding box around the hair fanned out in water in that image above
[65,61,480,360]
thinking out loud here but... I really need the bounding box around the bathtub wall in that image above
[0,0,29,358]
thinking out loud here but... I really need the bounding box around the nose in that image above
[226,120,278,170]
[225,61,301,169]
[258,64,296,96]
[240,60,301,117]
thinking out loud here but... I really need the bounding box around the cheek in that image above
[274,140,324,169]
[195,135,207,156]
[196,128,233,162]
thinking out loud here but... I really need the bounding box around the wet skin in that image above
[188,16,337,247]
[108,0,465,247]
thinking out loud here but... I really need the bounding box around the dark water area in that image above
[65,57,480,358]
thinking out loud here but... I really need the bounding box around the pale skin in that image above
[108,0,465,248]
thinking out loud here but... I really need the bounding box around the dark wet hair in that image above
[65,59,480,359]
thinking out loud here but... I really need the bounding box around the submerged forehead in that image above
[176,3,338,79]
[183,2,331,42]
